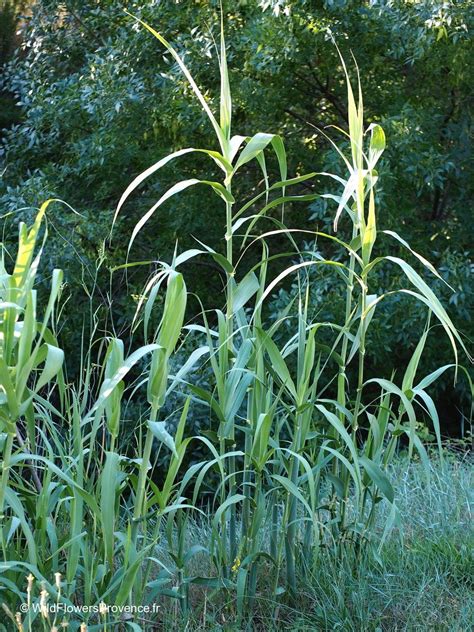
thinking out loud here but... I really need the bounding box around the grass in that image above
[5,456,472,631]
[153,456,473,631]
[303,457,473,632]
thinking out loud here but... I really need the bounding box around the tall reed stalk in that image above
[113,12,469,610]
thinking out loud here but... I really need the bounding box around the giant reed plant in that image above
[0,206,194,627]
[0,12,472,631]
[113,12,471,610]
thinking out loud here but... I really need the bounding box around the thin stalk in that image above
[352,283,367,430]
[247,469,262,612]
[284,417,301,594]
[218,434,228,576]
[272,506,286,597]
[241,413,252,540]
[336,223,358,419]
[131,405,159,544]
[273,474,291,597]
[340,280,367,531]
[15,427,42,493]
[224,180,238,565]
[284,466,298,593]
[141,512,164,596]
[0,432,14,554]
[270,420,281,561]
[332,224,358,534]
[139,429,169,594]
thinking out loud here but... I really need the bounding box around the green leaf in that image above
[386,257,470,367]
[415,364,455,390]
[366,378,418,457]
[212,494,245,530]
[114,148,232,223]
[4,489,37,564]
[413,388,443,461]
[367,123,386,169]
[127,179,234,252]
[233,271,260,312]
[101,451,121,569]
[124,12,226,152]
[89,344,160,419]
[316,404,361,475]
[271,136,287,183]
[148,420,178,459]
[361,186,376,265]
[35,344,64,392]
[158,270,187,355]
[219,10,232,144]
[257,329,296,399]
[359,456,394,503]
[402,320,429,394]
[234,133,274,171]
[383,230,452,289]
[11,201,48,291]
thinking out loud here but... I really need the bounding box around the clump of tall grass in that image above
[0,11,471,631]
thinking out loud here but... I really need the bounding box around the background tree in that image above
[0,0,30,132]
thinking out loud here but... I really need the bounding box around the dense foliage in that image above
[0,1,472,428]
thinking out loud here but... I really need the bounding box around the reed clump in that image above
[0,12,471,632]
